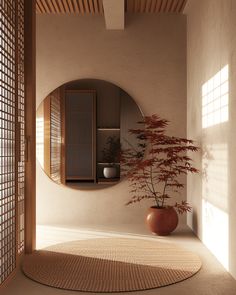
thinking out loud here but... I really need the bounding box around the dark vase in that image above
[146,206,178,236]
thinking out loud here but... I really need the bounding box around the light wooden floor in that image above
[3,224,236,295]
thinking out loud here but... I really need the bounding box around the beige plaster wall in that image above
[186,0,236,278]
[36,14,186,230]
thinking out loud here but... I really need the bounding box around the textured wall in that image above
[36,14,186,230]
[186,0,236,278]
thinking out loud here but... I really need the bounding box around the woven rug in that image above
[22,238,201,292]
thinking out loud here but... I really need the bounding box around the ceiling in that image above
[36,0,187,14]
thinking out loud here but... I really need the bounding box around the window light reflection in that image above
[202,65,229,128]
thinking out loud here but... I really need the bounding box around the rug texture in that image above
[22,238,201,292]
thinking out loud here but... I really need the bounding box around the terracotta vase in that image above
[146,206,178,236]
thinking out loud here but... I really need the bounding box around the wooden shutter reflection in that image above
[0,0,26,285]
[43,89,62,183]
[50,89,61,184]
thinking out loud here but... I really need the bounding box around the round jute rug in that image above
[22,238,201,292]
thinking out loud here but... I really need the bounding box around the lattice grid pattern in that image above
[0,0,26,284]
[17,0,25,254]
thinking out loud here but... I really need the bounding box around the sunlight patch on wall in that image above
[202,65,228,128]
[202,143,228,270]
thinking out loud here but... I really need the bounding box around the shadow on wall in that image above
[201,65,229,270]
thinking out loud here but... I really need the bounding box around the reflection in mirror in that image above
[36,79,143,189]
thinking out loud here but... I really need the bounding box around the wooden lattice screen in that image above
[0,0,26,285]
[17,0,25,255]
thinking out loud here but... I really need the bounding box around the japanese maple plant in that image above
[121,114,199,218]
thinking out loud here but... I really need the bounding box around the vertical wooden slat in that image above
[170,0,178,12]
[15,0,20,271]
[155,0,162,12]
[134,0,140,13]
[67,0,75,12]
[140,0,146,12]
[62,0,70,12]
[83,0,90,13]
[60,86,66,185]
[150,0,157,12]
[98,0,103,14]
[44,96,51,177]
[51,0,61,13]
[46,0,56,13]
[50,90,61,183]
[127,0,134,12]
[78,0,85,14]
[24,0,36,254]
[166,0,173,12]
[93,0,99,13]
[178,0,187,12]
[57,0,66,13]
[41,0,51,13]
[37,0,46,13]
[88,0,95,13]
[160,0,168,12]
[36,2,43,13]
[72,0,80,13]
[145,0,152,12]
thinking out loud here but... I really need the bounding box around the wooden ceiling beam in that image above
[67,0,75,13]
[51,0,61,13]
[155,0,162,12]
[78,0,85,14]
[127,0,134,12]
[88,0,95,13]
[36,2,43,13]
[160,0,168,12]
[145,0,152,12]
[103,0,125,29]
[46,0,56,13]
[72,0,80,13]
[37,0,46,13]
[93,0,99,13]
[140,0,146,13]
[165,0,173,12]
[57,0,66,13]
[98,0,103,14]
[178,0,187,12]
[36,0,187,15]
[83,0,90,13]
[41,0,51,13]
[150,0,157,13]
[62,0,70,13]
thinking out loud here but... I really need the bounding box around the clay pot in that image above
[146,206,178,236]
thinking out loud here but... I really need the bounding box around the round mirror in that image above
[36,79,143,189]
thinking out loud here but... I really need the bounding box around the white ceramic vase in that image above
[103,167,117,178]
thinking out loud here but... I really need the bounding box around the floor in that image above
[2,224,236,295]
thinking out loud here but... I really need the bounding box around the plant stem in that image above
[161,179,168,207]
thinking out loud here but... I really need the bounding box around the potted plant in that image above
[121,114,199,235]
[102,136,121,178]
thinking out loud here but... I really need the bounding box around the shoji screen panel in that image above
[17,0,25,254]
[0,0,26,285]
[0,0,17,284]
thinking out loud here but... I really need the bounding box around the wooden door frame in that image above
[24,0,36,254]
